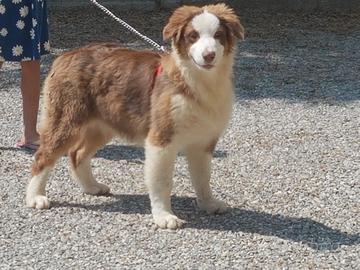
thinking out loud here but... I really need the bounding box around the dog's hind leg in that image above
[69,123,113,195]
[26,161,54,209]
[26,127,77,209]
[26,73,95,208]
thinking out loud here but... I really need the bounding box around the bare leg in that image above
[145,140,185,229]
[185,147,227,214]
[20,60,41,143]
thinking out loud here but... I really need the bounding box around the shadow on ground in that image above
[0,144,227,159]
[0,146,36,154]
[52,194,360,251]
[235,45,360,104]
[95,144,227,161]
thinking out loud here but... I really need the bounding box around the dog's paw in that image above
[26,195,50,209]
[153,213,186,229]
[197,198,227,214]
[83,183,110,195]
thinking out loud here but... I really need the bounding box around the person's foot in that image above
[15,135,40,151]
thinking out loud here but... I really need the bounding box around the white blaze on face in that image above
[190,11,224,70]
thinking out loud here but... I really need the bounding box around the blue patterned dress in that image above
[0,0,50,62]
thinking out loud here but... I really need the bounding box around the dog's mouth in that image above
[200,64,215,70]
[191,56,215,70]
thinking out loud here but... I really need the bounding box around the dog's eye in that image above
[187,31,199,43]
[214,30,225,39]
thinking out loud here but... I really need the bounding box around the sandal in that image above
[15,140,40,151]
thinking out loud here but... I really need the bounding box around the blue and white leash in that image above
[90,0,166,52]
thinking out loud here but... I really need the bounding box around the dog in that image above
[26,3,244,229]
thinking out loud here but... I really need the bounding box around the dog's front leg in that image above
[145,141,185,229]
[185,147,227,214]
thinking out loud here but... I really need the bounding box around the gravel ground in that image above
[1,4,360,269]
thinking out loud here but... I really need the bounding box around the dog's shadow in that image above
[95,144,227,161]
[0,144,227,159]
[53,194,359,251]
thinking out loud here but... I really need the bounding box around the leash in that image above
[90,0,167,53]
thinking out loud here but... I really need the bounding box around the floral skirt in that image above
[0,0,50,62]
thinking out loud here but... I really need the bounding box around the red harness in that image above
[155,64,163,78]
[151,64,163,90]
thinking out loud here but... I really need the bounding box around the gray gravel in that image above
[1,5,359,269]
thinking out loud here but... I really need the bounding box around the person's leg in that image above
[0,62,3,69]
[19,60,40,144]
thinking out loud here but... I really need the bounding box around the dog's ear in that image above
[163,5,202,42]
[205,3,245,40]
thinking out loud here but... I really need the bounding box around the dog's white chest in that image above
[171,82,234,145]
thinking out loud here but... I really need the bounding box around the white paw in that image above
[197,198,227,214]
[153,212,186,229]
[83,183,110,195]
[26,195,50,209]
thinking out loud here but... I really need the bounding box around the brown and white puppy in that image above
[26,4,244,229]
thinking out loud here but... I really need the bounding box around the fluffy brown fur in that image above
[34,45,164,174]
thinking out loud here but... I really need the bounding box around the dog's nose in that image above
[202,51,216,63]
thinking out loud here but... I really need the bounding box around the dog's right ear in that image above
[163,5,202,42]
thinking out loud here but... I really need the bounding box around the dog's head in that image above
[163,4,244,71]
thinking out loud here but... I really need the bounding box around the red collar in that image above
[151,64,163,90]
[155,64,163,77]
